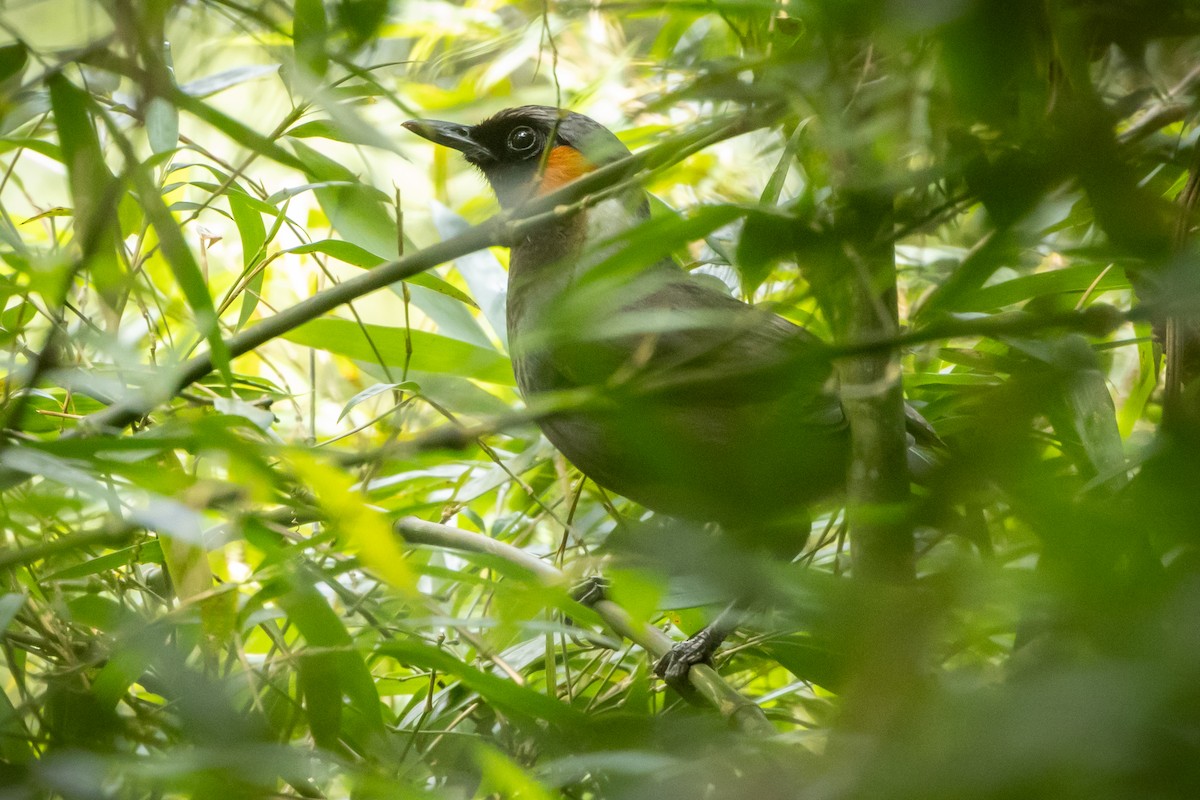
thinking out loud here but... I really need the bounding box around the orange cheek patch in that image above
[538,146,596,194]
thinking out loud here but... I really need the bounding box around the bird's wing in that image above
[581,273,843,417]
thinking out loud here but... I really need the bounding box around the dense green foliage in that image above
[0,0,1199,797]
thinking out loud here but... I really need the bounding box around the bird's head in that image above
[402,106,631,208]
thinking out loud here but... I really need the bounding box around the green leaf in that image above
[213,397,275,430]
[0,137,62,161]
[245,204,290,330]
[956,264,1129,312]
[21,207,72,223]
[264,180,361,206]
[46,74,123,304]
[0,680,34,764]
[170,90,307,173]
[336,0,389,49]
[761,119,809,205]
[405,282,492,348]
[43,541,164,582]
[294,0,330,78]
[337,381,419,422]
[229,190,269,329]
[0,446,113,500]
[432,202,509,347]
[377,640,587,727]
[320,183,398,259]
[1069,377,1127,489]
[1019,336,1127,489]
[596,204,746,278]
[91,624,167,709]
[180,64,280,98]
[760,637,844,692]
[284,239,477,306]
[145,97,179,155]
[286,239,384,267]
[290,453,416,592]
[284,318,514,385]
[1062,359,1127,490]
[77,90,228,380]
[273,574,384,749]
[911,231,1017,320]
[298,635,344,750]
[66,595,131,633]
[1118,322,1156,438]
[736,208,796,294]
[289,140,399,259]
[285,118,394,148]
[476,746,557,800]
[0,593,24,632]
[127,151,232,382]
[0,42,28,89]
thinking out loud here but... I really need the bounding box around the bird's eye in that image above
[507,126,538,153]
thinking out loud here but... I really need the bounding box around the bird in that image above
[401,106,893,526]
[403,106,938,684]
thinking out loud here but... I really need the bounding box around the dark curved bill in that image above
[401,119,489,162]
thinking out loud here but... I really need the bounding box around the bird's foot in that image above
[653,623,729,699]
[569,576,610,607]
[564,576,611,634]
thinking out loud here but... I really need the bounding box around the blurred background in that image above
[0,0,1198,797]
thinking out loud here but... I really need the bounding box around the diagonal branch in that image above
[394,516,775,735]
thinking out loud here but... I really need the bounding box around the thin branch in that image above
[317,303,1127,469]
[394,516,776,735]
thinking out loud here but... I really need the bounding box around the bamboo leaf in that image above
[128,157,233,381]
[289,140,400,260]
[337,381,419,422]
[289,452,416,593]
[273,570,385,749]
[46,74,123,305]
[0,43,28,87]
[145,97,179,154]
[284,318,514,384]
[179,64,280,98]
[956,264,1129,312]
[229,190,269,329]
[377,639,588,727]
[284,239,478,306]
[294,0,329,78]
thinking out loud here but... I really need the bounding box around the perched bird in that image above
[403,106,880,530]
[404,106,939,686]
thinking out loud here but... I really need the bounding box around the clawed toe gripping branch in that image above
[394,517,774,734]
